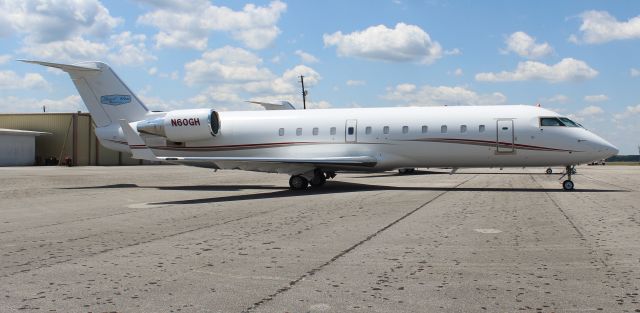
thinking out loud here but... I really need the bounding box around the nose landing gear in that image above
[560,165,575,191]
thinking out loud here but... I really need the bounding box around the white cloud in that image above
[106,32,156,66]
[584,94,608,102]
[570,11,640,44]
[185,47,326,110]
[624,104,640,114]
[137,0,287,50]
[0,70,49,90]
[383,84,507,107]
[0,54,12,65]
[294,50,319,63]
[0,1,154,66]
[346,80,365,86]
[631,68,640,77]
[148,67,158,75]
[447,68,464,77]
[444,48,462,56]
[0,0,121,43]
[545,94,569,104]
[475,58,598,83]
[0,95,81,113]
[184,46,274,86]
[19,36,109,63]
[503,31,553,59]
[578,105,604,116]
[323,23,443,64]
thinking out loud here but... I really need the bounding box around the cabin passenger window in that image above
[441,125,447,133]
[312,127,319,136]
[421,125,428,133]
[347,127,354,135]
[402,126,409,134]
[278,128,284,136]
[460,125,467,133]
[330,127,336,135]
[365,126,372,135]
[296,128,302,136]
[383,126,389,134]
[479,125,485,133]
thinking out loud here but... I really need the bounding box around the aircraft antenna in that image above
[299,75,308,109]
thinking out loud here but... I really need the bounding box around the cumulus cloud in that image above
[0,70,49,90]
[570,11,640,44]
[584,94,608,102]
[0,0,121,43]
[475,58,598,83]
[323,23,443,64]
[137,0,287,50]
[502,31,553,59]
[184,46,273,86]
[613,104,640,120]
[383,84,507,107]
[106,32,157,66]
[578,105,604,116]
[0,95,82,113]
[1,1,154,65]
[294,50,319,63]
[631,68,640,77]
[185,47,326,110]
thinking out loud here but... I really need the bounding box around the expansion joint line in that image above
[244,174,477,312]
[529,174,608,269]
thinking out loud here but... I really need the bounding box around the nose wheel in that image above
[560,165,575,191]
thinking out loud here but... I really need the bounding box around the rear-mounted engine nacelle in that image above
[137,109,220,142]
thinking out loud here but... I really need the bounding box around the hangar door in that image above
[496,119,514,153]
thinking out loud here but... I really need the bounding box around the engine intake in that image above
[137,109,220,142]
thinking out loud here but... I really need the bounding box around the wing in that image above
[247,100,296,110]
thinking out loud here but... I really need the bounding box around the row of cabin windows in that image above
[278,124,486,136]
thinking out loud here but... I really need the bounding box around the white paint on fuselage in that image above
[115,105,617,171]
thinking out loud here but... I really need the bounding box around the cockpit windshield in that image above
[540,117,582,128]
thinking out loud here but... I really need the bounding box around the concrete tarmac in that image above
[0,165,638,312]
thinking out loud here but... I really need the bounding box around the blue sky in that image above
[0,0,639,153]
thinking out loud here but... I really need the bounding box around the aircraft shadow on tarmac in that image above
[60,181,626,205]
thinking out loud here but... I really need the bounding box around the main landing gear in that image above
[560,165,576,191]
[289,169,335,190]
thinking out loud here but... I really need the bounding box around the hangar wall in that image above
[0,133,36,166]
[0,113,143,166]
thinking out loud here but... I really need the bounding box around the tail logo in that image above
[100,95,132,105]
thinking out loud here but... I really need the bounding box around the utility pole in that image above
[299,75,308,109]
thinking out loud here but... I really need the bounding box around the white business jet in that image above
[22,60,618,191]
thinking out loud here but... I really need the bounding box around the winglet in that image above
[118,119,157,161]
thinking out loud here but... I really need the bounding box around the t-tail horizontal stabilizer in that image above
[118,120,157,161]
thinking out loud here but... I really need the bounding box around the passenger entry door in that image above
[345,119,357,143]
[496,119,514,153]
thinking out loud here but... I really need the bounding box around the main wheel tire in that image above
[562,180,574,191]
[289,175,309,190]
[546,168,553,174]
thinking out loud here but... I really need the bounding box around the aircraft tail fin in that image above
[20,60,149,127]
[118,119,157,161]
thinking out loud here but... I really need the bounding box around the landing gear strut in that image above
[561,165,575,191]
[310,169,327,187]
